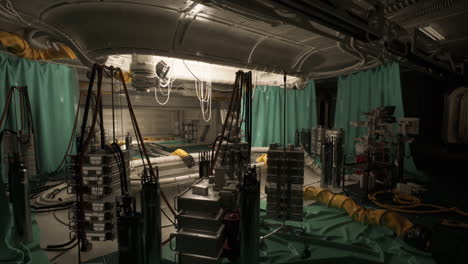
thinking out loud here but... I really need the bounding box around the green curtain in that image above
[251,81,317,147]
[334,62,420,178]
[0,52,77,264]
[0,53,77,175]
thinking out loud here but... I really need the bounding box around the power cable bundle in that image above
[210,71,252,172]
[68,63,179,264]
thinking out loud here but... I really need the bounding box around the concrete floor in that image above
[37,165,344,263]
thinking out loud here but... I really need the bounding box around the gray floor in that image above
[37,166,334,263]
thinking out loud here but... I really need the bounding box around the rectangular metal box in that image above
[176,209,224,233]
[178,251,223,264]
[174,225,225,258]
[176,179,221,214]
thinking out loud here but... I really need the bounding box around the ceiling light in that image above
[419,26,445,41]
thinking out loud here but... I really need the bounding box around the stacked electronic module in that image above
[68,149,130,242]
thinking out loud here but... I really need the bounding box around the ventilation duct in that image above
[130,55,158,91]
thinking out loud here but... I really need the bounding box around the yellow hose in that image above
[0,31,77,60]
[171,148,189,158]
[304,187,414,237]
[0,32,135,83]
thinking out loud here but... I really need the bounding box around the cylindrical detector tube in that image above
[240,168,260,264]
[141,182,161,264]
[10,157,33,242]
[199,160,210,178]
[118,215,144,264]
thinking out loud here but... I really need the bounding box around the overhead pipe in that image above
[130,173,200,186]
[130,153,200,168]
[24,29,52,50]
[0,7,94,66]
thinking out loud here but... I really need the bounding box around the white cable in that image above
[154,84,172,105]
[197,79,212,121]
[154,59,175,105]
[4,0,29,25]
[0,2,15,17]
[183,60,212,121]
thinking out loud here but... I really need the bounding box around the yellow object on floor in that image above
[304,186,414,237]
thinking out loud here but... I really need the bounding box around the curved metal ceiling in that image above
[2,0,357,75]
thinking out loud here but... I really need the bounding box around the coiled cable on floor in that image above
[368,190,468,217]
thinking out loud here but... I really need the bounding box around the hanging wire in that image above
[183,60,213,121]
[1,0,29,25]
[154,58,175,105]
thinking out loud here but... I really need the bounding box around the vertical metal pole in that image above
[118,196,144,264]
[320,143,330,188]
[396,136,405,184]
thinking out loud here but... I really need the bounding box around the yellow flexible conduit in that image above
[304,187,414,237]
[0,31,77,60]
[171,148,190,158]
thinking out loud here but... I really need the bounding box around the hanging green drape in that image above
[0,53,77,175]
[252,81,317,147]
[334,62,420,178]
[0,52,77,264]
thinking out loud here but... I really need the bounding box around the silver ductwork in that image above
[130,55,158,91]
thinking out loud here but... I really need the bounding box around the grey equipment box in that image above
[173,225,225,258]
[176,209,224,233]
[176,179,221,214]
[178,250,223,264]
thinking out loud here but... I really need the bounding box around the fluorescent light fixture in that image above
[419,26,445,41]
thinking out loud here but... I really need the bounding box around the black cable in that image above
[75,64,101,264]
[30,182,64,199]
[222,72,242,164]
[33,205,74,213]
[52,211,69,227]
[161,208,176,225]
[49,242,78,262]
[112,142,128,194]
[105,143,128,196]
[111,67,116,143]
[210,72,240,172]
[31,201,74,210]
[46,237,77,249]
[78,64,98,152]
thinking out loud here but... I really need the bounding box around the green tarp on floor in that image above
[87,202,434,264]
